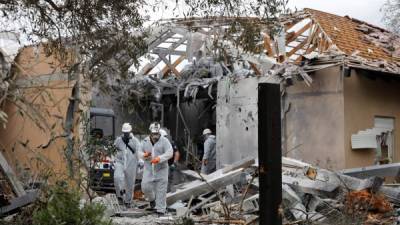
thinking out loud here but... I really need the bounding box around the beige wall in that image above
[343,70,400,168]
[0,45,76,181]
[285,66,346,170]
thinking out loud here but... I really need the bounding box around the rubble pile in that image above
[130,55,312,104]
[281,157,400,225]
[90,157,400,225]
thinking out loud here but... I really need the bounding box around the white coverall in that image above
[201,135,216,174]
[114,134,140,204]
[139,136,173,213]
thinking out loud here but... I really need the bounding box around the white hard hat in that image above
[159,129,168,137]
[149,122,161,133]
[122,123,132,132]
[202,128,212,135]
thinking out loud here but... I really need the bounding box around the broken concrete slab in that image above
[341,163,400,179]
[282,157,312,168]
[378,186,400,204]
[185,193,217,215]
[118,209,152,218]
[179,170,202,180]
[178,158,254,181]
[241,194,259,212]
[282,173,340,197]
[222,157,255,174]
[166,168,244,205]
[336,174,384,191]
[92,193,122,217]
[0,189,38,215]
[282,184,325,222]
[0,152,26,197]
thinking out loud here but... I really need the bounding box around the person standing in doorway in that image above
[201,128,216,174]
[139,122,173,215]
[113,123,140,208]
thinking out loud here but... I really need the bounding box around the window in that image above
[374,117,395,164]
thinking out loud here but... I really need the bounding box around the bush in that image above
[32,183,112,225]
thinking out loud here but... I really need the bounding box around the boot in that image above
[156,210,165,216]
[117,196,124,205]
[145,200,156,212]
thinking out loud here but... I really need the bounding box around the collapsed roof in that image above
[132,8,400,81]
[125,8,400,102]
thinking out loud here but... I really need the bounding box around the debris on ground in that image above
[77,157,400,225]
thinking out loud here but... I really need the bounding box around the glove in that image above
[170,163,176,171]
[143,152,152,159]
[151,157,160,165]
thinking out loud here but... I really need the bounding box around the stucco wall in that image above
[284,66,346,170]
[0,45,76,180]
[343,70,400,168]
[216,77,263,168]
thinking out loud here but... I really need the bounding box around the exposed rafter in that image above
[158,54,181,77]
[161,55,186,77]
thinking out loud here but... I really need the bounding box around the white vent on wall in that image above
[351,117,394,150]
[351,127,392,149]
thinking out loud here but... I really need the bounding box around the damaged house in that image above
[101,8,400,171]
[217,9,400,171]
[1,6,400,224]
[282,9,400,170]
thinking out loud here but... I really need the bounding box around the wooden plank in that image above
[284,22,296,31]
[295,44,318,63]
[140,35,187,76]
[158,54,181,77]
[318,35,328,53]
[147,31,174,52]
[152,48,186,56]
[286,21,312,44]
[294,27,320,63]
[249,62,262,76]
[0,152,25,197]
[162,55,186,77]
[138,58,162,76]
[322,37,331,52]
[263,34,274,57]
[286,38,308,58]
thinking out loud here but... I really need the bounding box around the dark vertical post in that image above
[258,83,282,225]
[112,116,116,139]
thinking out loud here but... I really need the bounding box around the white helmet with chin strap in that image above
[122,123,132,132]
[202,128,212,136]
[149,122,161,133]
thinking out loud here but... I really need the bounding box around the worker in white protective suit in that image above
[139,122,173,215]
[114,123,140,208]
[201,128,216,174]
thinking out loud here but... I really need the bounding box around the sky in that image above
[287,0,387,28]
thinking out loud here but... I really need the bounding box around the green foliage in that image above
[32,183,112,225]
[85,136,117,160]
[0,182,112,225]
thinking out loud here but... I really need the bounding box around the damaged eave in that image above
[347,64,400,80]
